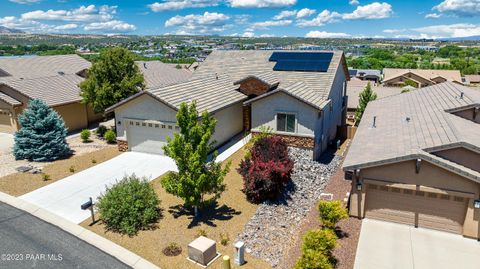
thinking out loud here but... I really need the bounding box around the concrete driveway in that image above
[355,219,480,269]
[19,152,177,224]
[0,132,14,153]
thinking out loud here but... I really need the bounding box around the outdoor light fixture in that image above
[356,181,362,191]
[474,199,480,209]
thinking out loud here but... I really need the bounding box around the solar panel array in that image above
[269,52,333,72]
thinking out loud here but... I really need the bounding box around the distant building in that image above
[382,68,463,88]
[465,75,480,86]
[349,69,382,83]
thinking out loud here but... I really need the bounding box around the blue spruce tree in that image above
[14,99,71,161]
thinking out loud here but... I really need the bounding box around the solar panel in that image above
[269,52,333,72]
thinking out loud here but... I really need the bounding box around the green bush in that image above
[303,229,337,255]
[318,200,348,229]
[294,249,333,269]
[96,175,160,236]
[103,130,116,144]
[96,125,108,137]
[80,129,91,143]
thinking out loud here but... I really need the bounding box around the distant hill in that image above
[0,26,24,34]
[441,35,480,41]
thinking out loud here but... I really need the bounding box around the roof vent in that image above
[406,117,411,122]
[372,116,377,128]
[215,73,218,80]
[58,71,65,75]
[460,92,464,99]
[143,62,147,69]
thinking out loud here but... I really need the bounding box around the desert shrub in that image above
[42,174,51,181]
[196,228,207,237]
[103,130,116,144]
[91,158,97,164]
[220,233,229,246]
[294,249,333,269]
[69,165,75,173]
[96,125,108,137]
[318,200,348,229]
[163,242,182,256]
[96,175,160,236]
[302,229,337,255]
[238,135,294,203]
[80,129,91,143]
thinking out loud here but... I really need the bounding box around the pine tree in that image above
[13,99,70,161]
[354,82,377,126]
[161,102,230,217]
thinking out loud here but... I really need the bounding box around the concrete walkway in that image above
[20,152,177,224]
[0,132,13,153]
[354,219,480,269]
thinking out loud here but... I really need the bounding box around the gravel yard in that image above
[236,147,343,268]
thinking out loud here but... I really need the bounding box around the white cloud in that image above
[273,10,297,20]
[165,12,230,34]
[413,23,480,38]
[84,20,136,32]
[305,30,351,38]
[297,10,341,27]
[242,31,255,37]
[260,33,275,37]
[229,0,296,8]
[383,28,406,33]
[9,0,41,4]
[296,8,316,18]
[349,0,360,5]
[433,0,480,17]
[54,23,78,30]
[21,5,116,22]
[342,2,393,20]
[249,19,292,30]
[148,0,219,12]
[425,13,443,18]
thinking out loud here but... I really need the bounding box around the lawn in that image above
[81,147,272,269]
[0,147,120,196]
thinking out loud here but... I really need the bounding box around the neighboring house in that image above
[348,68,381,83]
[382,68,463,88]
[465,74,480,86]
[135,61,192,88]
[344,82,480,239]
[0,55,101,133]
[107,50,349,160]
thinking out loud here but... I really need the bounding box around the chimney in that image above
[373,116,376,128]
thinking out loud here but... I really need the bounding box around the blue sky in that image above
[1,0,480,38]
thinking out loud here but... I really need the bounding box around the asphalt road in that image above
[0,202,131,269]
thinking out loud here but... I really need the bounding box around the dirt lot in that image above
[81,147,271,269]
[0,147,120,196]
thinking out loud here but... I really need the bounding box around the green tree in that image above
[13,99,70,161]
[161,102,230,217]
[79,47,145,113]
[354,82,377,126]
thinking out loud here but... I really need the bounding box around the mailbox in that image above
[234,241,245,266]
[81,197,95,224]
[81,200,92,210]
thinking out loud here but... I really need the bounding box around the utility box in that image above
[234,241,245,266]
[188,236,217,266]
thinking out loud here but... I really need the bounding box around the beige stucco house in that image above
[107,50,349,159]
[344,82,480,239]
[382,68,463,88]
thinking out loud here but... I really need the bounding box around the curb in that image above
[0,192,160,269]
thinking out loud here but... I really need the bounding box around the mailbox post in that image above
[81,197,95,224]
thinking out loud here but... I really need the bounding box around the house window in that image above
[276,113,295,133]
[148,123,153,127]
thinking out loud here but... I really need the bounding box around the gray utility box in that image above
[188,236,217,266]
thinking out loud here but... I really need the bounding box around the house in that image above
[135,61,192,88]
[0,54,101,133]
[344,82,480,239]
[348,69,381,83]
[106,50,349,159]
[465,75,480,86]
[382,68,462,88]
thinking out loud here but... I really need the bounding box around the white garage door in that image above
[126,120,177,155]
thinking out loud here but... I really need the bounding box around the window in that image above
[277,113,295,133]
[148,123,153,127]
[141,122,146,127]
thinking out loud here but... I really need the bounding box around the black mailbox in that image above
[81,200,92,210]
[81,197,96,224]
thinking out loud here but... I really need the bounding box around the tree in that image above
[13,99,70,161]
[161,102,230,217]
[79,47,145,113]
[354,82,377,126]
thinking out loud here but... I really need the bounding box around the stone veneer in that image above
[251,131,314,149]
[117,139,128,152]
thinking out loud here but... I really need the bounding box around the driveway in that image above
[0,132,13,153]
[0,202,131,269]
[19,152,177,224]
[354,219,480,269]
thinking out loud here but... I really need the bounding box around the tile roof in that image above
[383,68,462,84]
[465,74,480,84]
[1,74,84,106]
[0,92,21,106]
[347,83,404,109]
[233,71,280,88]
[192,50,346,109]
[343,82,480,182]
[0,54,90,80]
[136,61,192,88]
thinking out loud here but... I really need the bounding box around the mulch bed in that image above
[281,145,362,269]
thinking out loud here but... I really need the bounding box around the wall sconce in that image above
[474,199,480,209]
[356,181,363,191]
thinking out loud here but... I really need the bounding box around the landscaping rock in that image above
[236,147,342,268]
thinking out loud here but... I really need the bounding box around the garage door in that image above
[126,120,177,155]
[365,184,467,234]
[0,110,14,133]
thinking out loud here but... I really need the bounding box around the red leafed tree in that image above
[238,135,294,203]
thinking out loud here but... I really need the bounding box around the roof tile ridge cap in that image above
[5,73,80,83]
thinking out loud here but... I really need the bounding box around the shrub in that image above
[13,99,70,161]
[96,175,160,236]
[238,135,294,203]
[96,125,108,137]
[163,242,182,256]
[318,200,348,229]
[302,229,337,255]
[80,129,91,143]
[220,233,229,246]
[69,165,75,173]
[103,130,116,144]
[294,249,333,269]
[196,229,207,237]
[42,174,51,181]
[91,158,97,164]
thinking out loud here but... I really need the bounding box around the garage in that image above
[125,120,177,155]
[0,110,14,133]
[365,184,468,234]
